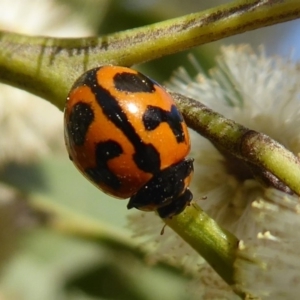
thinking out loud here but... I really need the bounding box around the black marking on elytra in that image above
[113,72,155,93]
[143,105,185,143]
[71,66,105,90]
[68,102,94,146]
[133,144,161,173]
[127,158,194,218]
[83,68,161,174]
[85,140,122,190]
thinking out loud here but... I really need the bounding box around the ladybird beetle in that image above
[64,65,193,218]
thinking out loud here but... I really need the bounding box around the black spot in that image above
[133,144,161,174]
[68,102,94,146]
[113,72,155,93]
[143,105,185,143]
[85,140,122,190]
[81,68,161,175]
[127,158,194,216]
[71,66,104,90]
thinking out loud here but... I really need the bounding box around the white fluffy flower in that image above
[0,0,93,166]
[128,45,300,298]
[168,44,300,238]
[235,189,300,299]
[0,0,91,37]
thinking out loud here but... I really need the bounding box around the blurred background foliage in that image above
[0,0,299,299]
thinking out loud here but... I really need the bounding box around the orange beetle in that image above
[64,65,193,218]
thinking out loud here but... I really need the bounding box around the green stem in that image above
[171,92,300,196]
[31,194,135,250]
[0,0,299,108]
[30,194,196,276]
[0,2,298,297]
[164,203,238,285]
[164,203,255,299]
[32,193,245,296]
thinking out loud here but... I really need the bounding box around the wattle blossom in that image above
[128,45,300,298]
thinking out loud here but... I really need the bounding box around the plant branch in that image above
[0,0,299,108]
[170,92,300,196]
[164,203,239,284]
